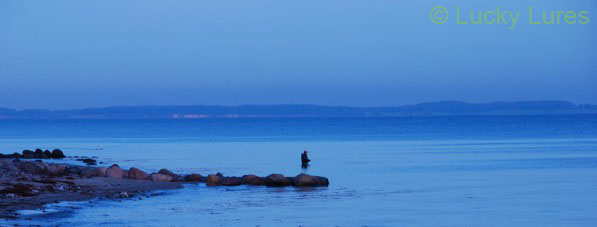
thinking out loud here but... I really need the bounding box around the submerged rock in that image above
[291,173,329,187]
[241,174,265,186]
[265,174,291,187]
[82,158,97,164]
[106,164,124,178]
[128,167,149,180]
[150,173,173,182]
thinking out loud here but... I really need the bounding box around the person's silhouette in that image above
[301,150,310,168]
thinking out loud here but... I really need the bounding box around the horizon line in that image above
[2,99,595,112]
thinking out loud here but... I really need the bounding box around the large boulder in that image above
[150,173,173,182]
[291,173,329,187]
[51,149,65,158]
[128,167,149,180]
[221,177,242,186]
[184,174,202,182]
[11,153,22,159]
[106,164,124,178]
[94,167,108,177]
[241,174,265,185]
[265,174,291,187]
[205,173,223,186]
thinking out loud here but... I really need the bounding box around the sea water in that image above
[1,115,597,226]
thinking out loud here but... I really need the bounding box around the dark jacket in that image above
[301,152,310,164]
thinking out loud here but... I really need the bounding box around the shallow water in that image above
[1,115,597,226]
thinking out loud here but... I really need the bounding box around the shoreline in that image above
[0,159,184,219]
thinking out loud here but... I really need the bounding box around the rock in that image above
[241,174,265,185]
[158,169,178,178]
[172,176,186,182]
[0,154,5,158]
[34,149,44,158]
[122,170,129,179]
[291,173,329,187]
[43,150,52,157]
[20,162,46,174]
[80,167,97,177]
[45,165,66,177]
[265,174,291,187]
[39,153,49,159]
[106,164,124,178]
[184,174,202,182]
[82,158,96,164]
[205,173,223,186]
[22,153,35,159]
[221,177,242,186]
[128,167,149,180]
[64,166,83,175]
[94,167,108,177]
[150,173,173,182]
[11,153,22,159]
[22,150,34,158]
[51,149,65,158]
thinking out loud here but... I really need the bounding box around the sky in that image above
[0,0,596,110]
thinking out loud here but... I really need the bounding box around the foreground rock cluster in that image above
[0,159,183,219]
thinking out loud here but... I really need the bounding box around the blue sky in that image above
[0,0,595,109]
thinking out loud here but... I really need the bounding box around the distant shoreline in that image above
[1,100,596,120]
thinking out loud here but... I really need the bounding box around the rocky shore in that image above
[0,149,329,219]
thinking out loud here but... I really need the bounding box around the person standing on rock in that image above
[301,150,310,167]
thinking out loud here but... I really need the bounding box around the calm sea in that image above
[1,115,597,226]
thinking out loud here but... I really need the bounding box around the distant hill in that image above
[0,101,596,119]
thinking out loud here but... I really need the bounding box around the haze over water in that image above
[1,114,597,226]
